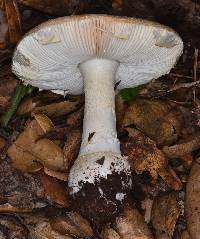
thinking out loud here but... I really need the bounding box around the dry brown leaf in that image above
[17,97,36,115]
[30,219,73,239]
[44,167,68,181]
[115,93,127,132]
[102,224,121,239]
[185,159,200,239]
[8,142,42,172]
[33,113,54,133]
[122,128,182,190]
[0,137,6,149]
[51,212,93,238]
[123,99,183,146]
[33,96,83,118]
[114,205,153,239]
[162,135,200,158]
[63,129,82,169]
[39,171,69,207]
[181,230,191,239]
[8,118,66,172]
[122,127,167,180]
[0,4,8,49]
[151,193,180,239]
[159,167,182,191]
[4,0,22,44]
[33,138,65,171]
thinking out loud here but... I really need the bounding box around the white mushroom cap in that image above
[12,15,183,95]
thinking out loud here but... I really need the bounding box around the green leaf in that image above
[0,84,35,127]
[120,86,141,102]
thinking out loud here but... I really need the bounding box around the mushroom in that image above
[12,15,183,223]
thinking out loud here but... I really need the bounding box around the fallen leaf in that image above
[159,166,182,191]
[33,113,54,133]
[122,127,167,180]
[16,97,37,115]
[185,158,200,239]
[63,129,82,169]
[115,93,127,132]
[30,219,73,239]
[0,137,6,149]
[102,224,120,239]
[181,230,191,239]
[44,167,68,181]
[8,117,66,172]
[39,171,69,207]
[33,96,83,118]
[114,205,153,239]
[0,4,8,49]
[151,193,180,239]
[5,0,22,44]
[123,99,183,146]
[162,135,200,158]
[51,212,93,238]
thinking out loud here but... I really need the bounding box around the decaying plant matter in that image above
[0,0,200,238]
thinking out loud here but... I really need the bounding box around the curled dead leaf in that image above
[51,212,93,238]
[122,127,167,180]
[44,168,68,181]
[114,205,153,239]
[0,137,6,149]
[63,129,82,169]
[30,219,73,239]
[159,166,182,191]
[162,135,200,158]
[123,99,183,146]
[122,128,181,190]
[33,113,54,133]
[181,230,191,239]
[185,159,200,239]
[115,93,127,132]
[33,96,83,118]
[151,193,180,239]
[0,6,8,49]
[8,117,66,173]
[102,224,120,239]
[39,171,69,207]
[4,0,22,44]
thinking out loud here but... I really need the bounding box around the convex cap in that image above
[12,15,183,94]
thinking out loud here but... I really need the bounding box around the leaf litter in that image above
[0,1,200,238]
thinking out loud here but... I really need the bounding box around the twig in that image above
[167,79,200,92]
[169,73,193,79]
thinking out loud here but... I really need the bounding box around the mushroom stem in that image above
[79,58,120,156]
